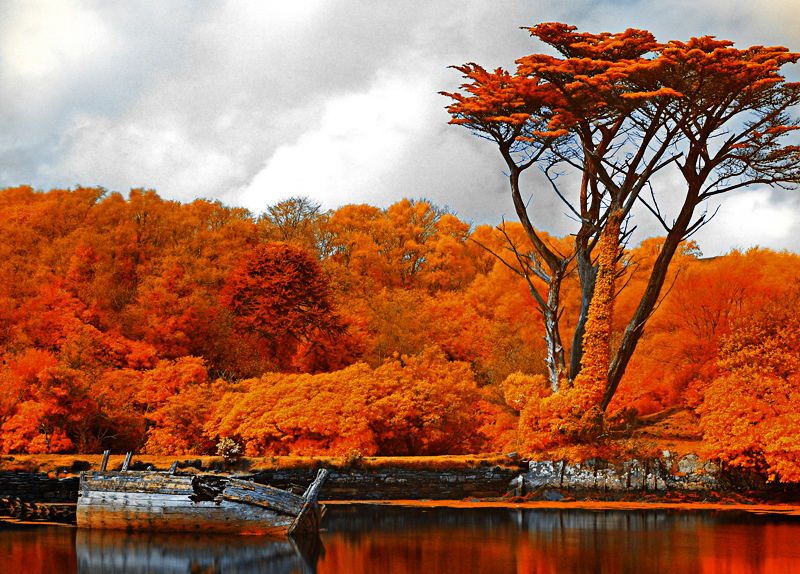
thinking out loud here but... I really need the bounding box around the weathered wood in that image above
[77,469,327,537]
[286,469,328,537]
[302,468,329,502]
[287,497,320,537]
[99,450,110,472]
[168,460,178,474]
[221,479,304,515]
[121,452,133,471]
[81,471,197,495]
[77,491,293,534]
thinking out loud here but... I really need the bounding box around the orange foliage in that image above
[0,188,506,455]
[220,242,351,372]
[137,357,220,455]
[327,199,476,292]
[612,247,798,415]
[2,177,800,483]
[1,401,74,454]
[207,348,488,456]
[699,285,800,482]
[572,214,621,402]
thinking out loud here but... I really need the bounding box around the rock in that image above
[542,488,564,501]
[520,454,720,496]
[677,454,701,474]
[526,461,562,488]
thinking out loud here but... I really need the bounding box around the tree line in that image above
[2,21,800,481]
[1,185,799,479]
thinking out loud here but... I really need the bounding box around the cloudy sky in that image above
[2,0,799,256]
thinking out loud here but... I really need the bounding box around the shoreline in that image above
[3,453,799,508]
[325,499,800,515]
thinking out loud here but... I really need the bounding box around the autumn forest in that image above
[0,186,796,474]
[3,23,800,483]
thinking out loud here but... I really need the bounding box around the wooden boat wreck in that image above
[77,453,328,538]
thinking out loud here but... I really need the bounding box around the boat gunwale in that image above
[79,471,305,503]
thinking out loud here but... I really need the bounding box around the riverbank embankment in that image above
[1,452,797,510]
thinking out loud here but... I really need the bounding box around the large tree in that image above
[442,23,800,410]
[220,243,347,371]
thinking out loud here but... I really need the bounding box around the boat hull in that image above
[77,471,324,537]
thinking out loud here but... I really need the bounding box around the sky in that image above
[1,0,799,256]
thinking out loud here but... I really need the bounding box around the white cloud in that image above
[56,109,251,201]
[237,61,435,212]
[0,0,123,130]
[692,189,798,256]
[1,0,799,253]
[1,0,118,82]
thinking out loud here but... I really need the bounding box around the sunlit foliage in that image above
[1,30,800,490]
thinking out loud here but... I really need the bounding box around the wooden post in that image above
[121,452,133,472]
[168,460,178,474]
[100,450,110,471]
[301,468,329,503]
[288,468,329,537]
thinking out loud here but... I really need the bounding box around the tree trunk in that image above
[541,269,567,393]
[504,155,570,391]
[576,211,621,401]
[601,195,697,411]
[569,245,597,381]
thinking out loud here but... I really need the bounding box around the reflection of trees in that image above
[320,505,800,574]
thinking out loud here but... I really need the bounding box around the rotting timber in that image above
[76,452,328,538]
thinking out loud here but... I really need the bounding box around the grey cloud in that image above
[1,0,798,255]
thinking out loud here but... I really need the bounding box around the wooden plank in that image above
[80,471,196,495]
[99,450,110,471]
[287,499,315,536]
[81,491,202,506]
[221,480,304,515]
[77,494,294,534]
[302,468,329,502]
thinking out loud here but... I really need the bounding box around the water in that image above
[2,504,800,573]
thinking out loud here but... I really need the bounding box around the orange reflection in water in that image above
[698,522,800,574]
[3,507,800,574]
[0,524,77,574]
[318,507,800,574]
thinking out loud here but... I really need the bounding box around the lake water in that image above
[2,504,800,573]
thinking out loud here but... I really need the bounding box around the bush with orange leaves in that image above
[476,372,550,453]
[699,285,800,482]
[206,347,489,456]
[135,356,221,456]
[517,386,606,453]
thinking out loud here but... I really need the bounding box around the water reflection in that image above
[2,506,800,574]
[75,529,321,574]
[0,522,76,574]
[319,505,800,574]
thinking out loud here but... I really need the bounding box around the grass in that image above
[0,452,524,476]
